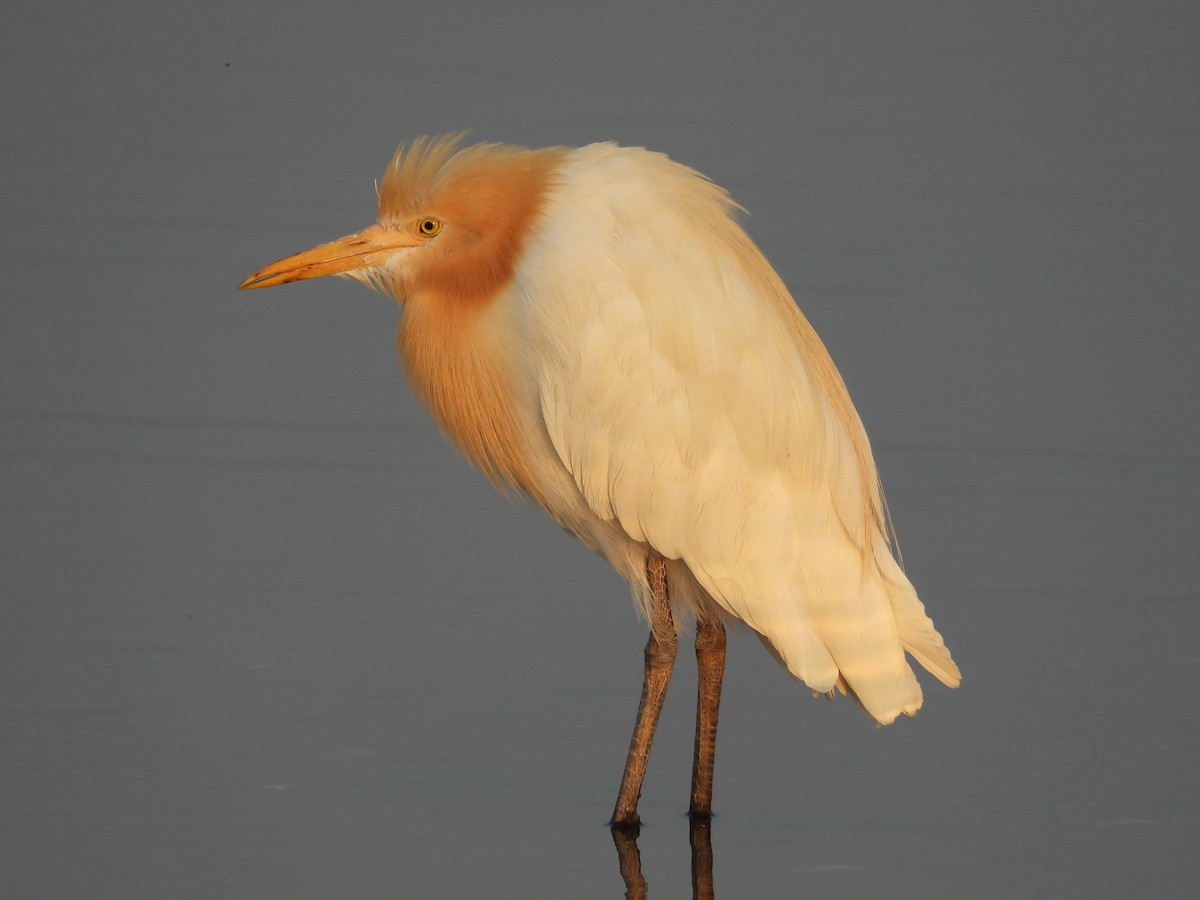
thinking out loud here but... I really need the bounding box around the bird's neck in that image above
[396,290,538,497]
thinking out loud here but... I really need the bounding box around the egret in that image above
[240,135,960,826]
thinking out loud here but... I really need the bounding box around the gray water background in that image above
[3,2,1197,897]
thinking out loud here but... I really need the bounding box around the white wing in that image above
[521,145,959,724]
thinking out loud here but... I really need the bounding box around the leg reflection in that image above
[689,817,715,900]
[611,823,647,900]
[609,818,716,899]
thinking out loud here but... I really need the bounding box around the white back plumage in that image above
[507,143,959,724]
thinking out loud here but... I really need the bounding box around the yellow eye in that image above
[417,217,442,237]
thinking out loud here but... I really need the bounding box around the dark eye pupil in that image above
[422,220,436,233]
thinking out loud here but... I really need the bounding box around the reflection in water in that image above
[611,826,648,899]
[611,819,715,899]
[689,819,715,899]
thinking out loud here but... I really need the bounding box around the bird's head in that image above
[239,134,562,306]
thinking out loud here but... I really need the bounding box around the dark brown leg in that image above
[689,616,726,819]
[611,552,677,828]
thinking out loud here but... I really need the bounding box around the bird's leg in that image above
[689,615,726,819]
[611,552,677,828]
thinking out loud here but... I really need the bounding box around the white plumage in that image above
[514,144,959,723]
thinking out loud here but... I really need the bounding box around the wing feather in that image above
[522,144,958,722]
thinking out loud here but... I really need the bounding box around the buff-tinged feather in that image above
[378,136,566,307]
[379,137,566,497]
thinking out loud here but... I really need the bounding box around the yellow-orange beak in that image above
[238,224,422,290]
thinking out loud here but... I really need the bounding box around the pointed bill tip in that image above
[238,269,294,290]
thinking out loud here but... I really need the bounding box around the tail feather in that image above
[758,534,959,725]
[877,538,961,689]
